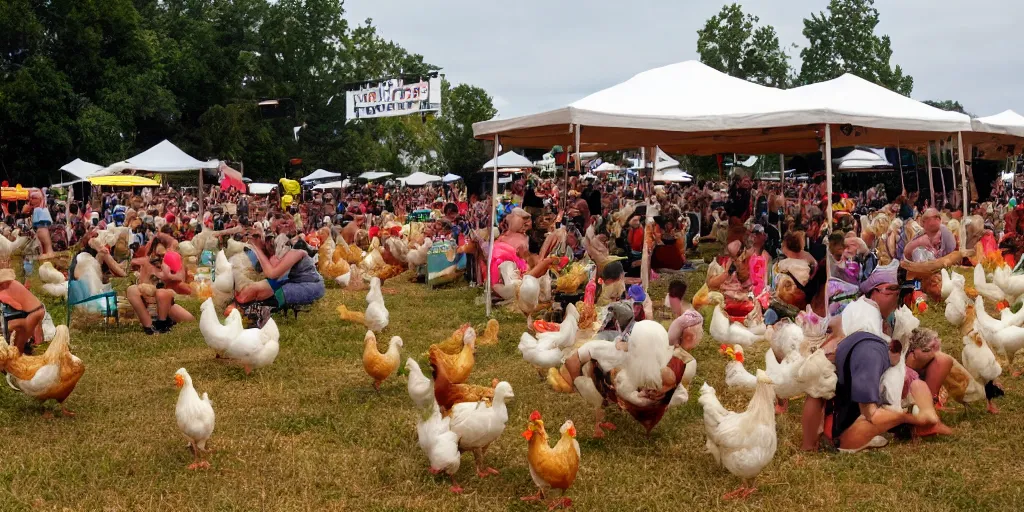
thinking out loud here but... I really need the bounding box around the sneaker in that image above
[154,319,172,333]
[143,326,157,336]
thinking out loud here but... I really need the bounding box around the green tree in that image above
[697,3,793,88]
[432,80,497,179]
[924,100,972,117]
[798,0,913,95]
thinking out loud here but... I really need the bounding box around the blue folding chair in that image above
[66,279,118,328]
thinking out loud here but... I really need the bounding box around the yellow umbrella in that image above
[88,175,160,187]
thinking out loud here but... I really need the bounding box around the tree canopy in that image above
[0,0,496,185]
[696,3,793,88]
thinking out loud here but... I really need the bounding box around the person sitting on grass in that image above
[233,230,325,326]
[0,268,45,353]
[664,279,692,319]
[903,327,966,411]
[126,239,194,335]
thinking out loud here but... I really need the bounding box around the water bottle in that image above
[22,256,33,279]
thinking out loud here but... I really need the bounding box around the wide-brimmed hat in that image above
[0,268,15,283]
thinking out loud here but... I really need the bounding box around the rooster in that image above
[1,327,84,417]
[521,411,580,510]
[699,370,777,500]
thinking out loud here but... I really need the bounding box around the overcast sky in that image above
[344,0,1023,119]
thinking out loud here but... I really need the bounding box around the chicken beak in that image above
[174,374,184,388]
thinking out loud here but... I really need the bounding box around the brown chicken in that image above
[318,240,351,281]
[428,327,476,384]
[371,263,406,282]
[362,331,403,390]
[476,319,500,346]
[427,324,471,356]
[1,326,85,417]
[521,411,580,510]
[432,359,496,413]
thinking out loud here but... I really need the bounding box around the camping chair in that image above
[66,278,119,328]
[0,303,27,343]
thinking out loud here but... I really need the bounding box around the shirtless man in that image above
[125,239,194,335]
[0,268,45,352]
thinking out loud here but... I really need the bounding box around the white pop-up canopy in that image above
[592,162,621,172]
[54,159,103,186]
[248,183,278,195]
[96,140,218,175]
[972,110,1024,138]
[301,169,341,182]
[442,173,463,183]
[402,172,442,186]
[358,171,393,181]
[833,148,893,171]
[653,168,693,183]
[313,179,352,190]
[480,151,537,170]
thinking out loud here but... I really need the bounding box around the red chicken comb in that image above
[529,410,542,421]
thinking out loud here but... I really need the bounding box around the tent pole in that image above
[958,132,969,217]
[779,154,785,187]
[198,169,205,218]
[949,139,959,210]
[641,146,657,291]
[926,141,935,207]
[825,124,833,227]
[896,141,906,193]
[938,140,947,205]
[573,124,581,198]
[485,135,499,317]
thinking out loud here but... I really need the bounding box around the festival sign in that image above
[345,76,442,122]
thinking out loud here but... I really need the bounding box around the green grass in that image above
[2,259,1024,511]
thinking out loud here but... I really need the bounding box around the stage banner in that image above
[346,76,442,122]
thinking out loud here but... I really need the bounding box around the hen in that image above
[941,268,965,301]
[723,323,837,401]
[416,400,463,493]
[449,381,514,478]
[38,261,68,298]
[405,358,435,411]
[432,357,496,413]
[1,326,84,417]
[879,306,917,413]
[336,277,390,332]
[476,319,500,346]
[960,331,1004,414]
[362,331,403,390]
[974,297,1024,372]
[992,266,1024,303]
[429,327,477,385]
[212,250,235,310]
[974,263,1006,304]
[430,324,472,356]
[222,317,280,375]
[521,411,580,510]
[699,370,777,500]
[518,304,580,374]
[710,304,764,348]
[944,286,970,327]
[198,298,244,357]
[174,368,215,470]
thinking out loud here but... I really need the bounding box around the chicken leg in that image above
[521,489,545,502]
[472,448,499,478]
[186,443,210,470]
[722,479,757,500]
[593,408,616,438]
[548,490,572,510]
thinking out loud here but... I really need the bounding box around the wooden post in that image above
[641,146,657,291]
[958,132,969,217]
[485,135,499,317]
[825,124,833,226]
[926,141,935,207]
[198,168,205,217]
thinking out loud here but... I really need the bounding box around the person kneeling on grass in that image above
[0,268,45,353]
[232,231,325,326]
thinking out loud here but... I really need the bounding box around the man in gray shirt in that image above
[903,208,956,260]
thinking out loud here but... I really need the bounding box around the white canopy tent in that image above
[358,171,393,181]
[480,151,537,170]
[301,169,341,182]
[653,168,693,183]
[95,140,218,175]
[833,148,893,171]
[442,173,463,183]
[248,183,278,195]
[313,179,351,190]
[56,159,103,185]
[402,171,443,186]
[973,110,1024,138]
[591,162,621,172]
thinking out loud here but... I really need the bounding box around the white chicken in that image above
[365,277,389,332]
[407,238,433,268]
[198,298,244,357]
[974,299,1024,373]
[941,268,965,301]
[38,261,68,298]
[221,317,280,375]
[879,306,917,413]
[449,381,514,478]
[518,304,581,371]
[710,305,764,348]
[517,275,541,328]
[974,263,1006,304]
[405,358,434,411]
[699,370,777,500]
[212,250,234,310]
[174,368,215,470]
[944,286,970,327]
[993,266,1024,303]
[961,331,1004,414]
[417,400,463,493]
[724,324,837,400]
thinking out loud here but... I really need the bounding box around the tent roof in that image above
[442,173,463,182]
[592,162,621,172]
[60,159,103,180]
[402,172,442,186]
[358,171,393,181]
[473,60,972,152]
[301,169,342,182]
[249,183,277,194]
[313,179,351,190]
[95,140,218,175]
[653,168,692,182]
[834,148,893,171]
[481,151,537,170]
[972,110,1024,138]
